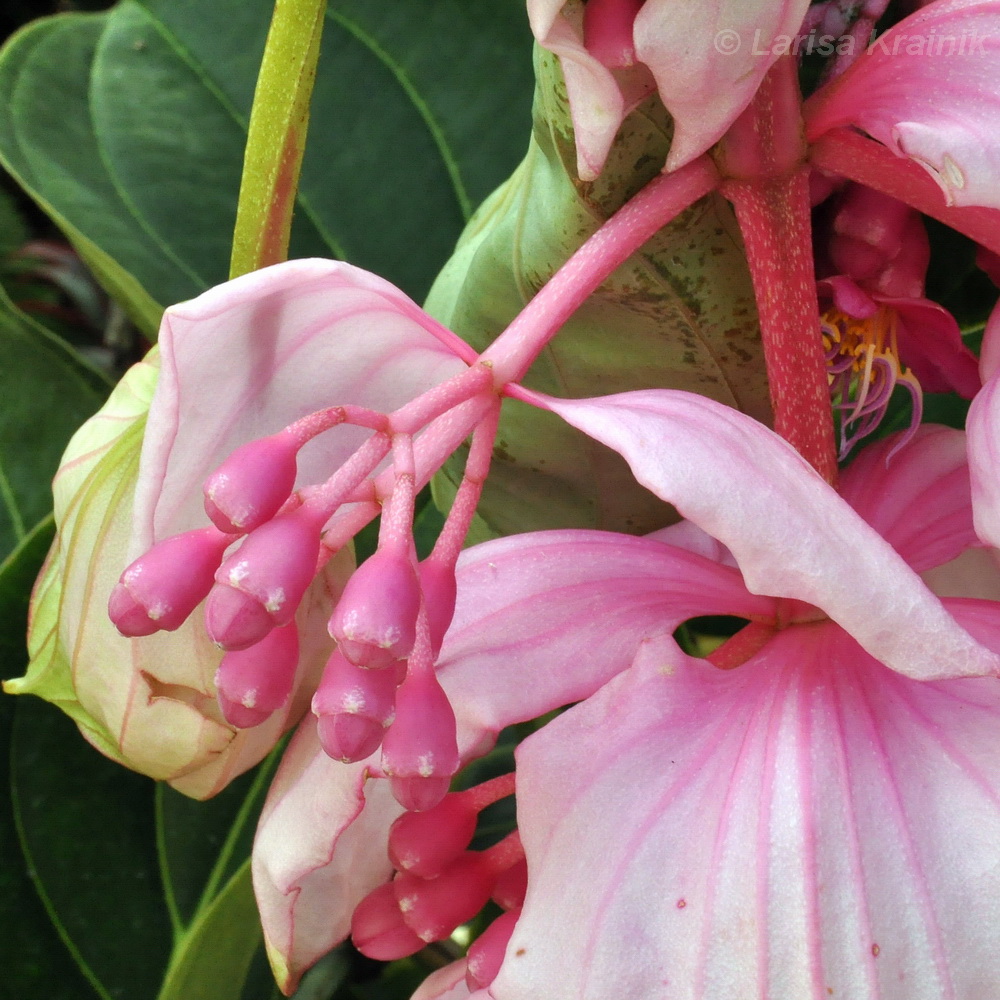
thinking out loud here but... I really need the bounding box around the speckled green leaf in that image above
[428,47,770,541]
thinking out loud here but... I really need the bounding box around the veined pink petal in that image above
[540,389,1000,679]
[967,375,1000,550]
[437,528,775,754]
[634,0,811,170]
[527,0,654,181]
[251,715,403,994]
[132,258,469,554]
[838,425,977,572]
[494,628,1000,1000]
[804,1,1000,210]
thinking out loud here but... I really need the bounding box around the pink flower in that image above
[471,389,1000,998]
[816,184,980,455]
[254,385,1000,994]
[528,0,812,178]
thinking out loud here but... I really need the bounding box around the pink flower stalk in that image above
[105,146,719,807]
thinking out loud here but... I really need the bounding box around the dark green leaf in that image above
[0,518,99,1000]
[0,0,534,313]
[0,289,109,559]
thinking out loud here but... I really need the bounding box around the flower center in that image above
[821,305,922,459]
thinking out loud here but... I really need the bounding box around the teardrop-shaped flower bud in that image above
[215,623,300,728]
[418,558,457,657]
[312,649,398,762]
[203,430,299,534]
[351,882,426,961]
[109,526,232,635]
[465,909,521,992]
[208,509,324,648]
[381,667,460,812]
[393,853,496,944]
[387,793,479,878]
[329,547,421,668]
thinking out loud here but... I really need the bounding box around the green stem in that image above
[230,0,328,278]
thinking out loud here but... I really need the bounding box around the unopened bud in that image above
[207,509,323,649]
[329,547,420,669]
[381,667,459,812]
[312,649,399,762]
[418,558,457,656]
[491,857,528,911]
[203,431,299,534]
[466,909,521,991]
[392,853,496,944]
[351,882,425,961]
[388,794,478,878]
[109,527,231,636]
[214,623,300,728]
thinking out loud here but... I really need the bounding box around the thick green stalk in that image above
[230,0,328,278]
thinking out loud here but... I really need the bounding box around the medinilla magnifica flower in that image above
[253,385,1000,997]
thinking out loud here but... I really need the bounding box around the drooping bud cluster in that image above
[351,773,523,988]
[108,363,502,810]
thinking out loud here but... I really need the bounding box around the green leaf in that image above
[428,47,769,541]
[0,518,98,1000]
[155,859,261,1000]
[0,0,534,312]
[0,288,109,560]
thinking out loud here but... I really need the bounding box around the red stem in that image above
[718,58,838,484]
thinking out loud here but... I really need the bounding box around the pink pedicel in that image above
[311,649,399,762]
[387,793,479,878]
[380,665,460,812]
[417,558,457,656]
[349,882,426,961]
[214,622,300,728]
[203,430,299,534]
[465,909,521,992]
[582,0,644,68]
[206,508,324,649]
[328,546,421,669]
[109,526,234,636]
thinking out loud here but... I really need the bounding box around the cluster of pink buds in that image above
[351,774,525,993]
[109,358,504,812]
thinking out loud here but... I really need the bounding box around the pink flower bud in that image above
[491,857,528,911]
[381,667,459,812]
[203,431,300,534]
[387,794,479,878]
[465,909,521,992]
[207,510,323,649]
[214,623,300,728]
[418,558,457,656]
[351,882,426,961]
[583,0,643,68]
[312,649,399,762]
[109,527,231,636]
[329,547,420,669]
[393,853,496,944]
